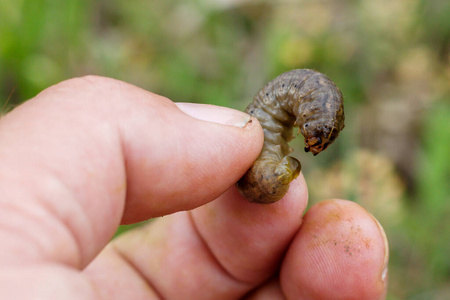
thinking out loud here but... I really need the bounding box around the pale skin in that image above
[0,76,388,299]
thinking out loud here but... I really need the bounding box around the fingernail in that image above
[372,215,389,283]
[176,103,251,128]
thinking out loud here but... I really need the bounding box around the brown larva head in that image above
[301,120,343,156]
[304,135,333,155]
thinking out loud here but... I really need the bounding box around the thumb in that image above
[0,76,263,266]
[0,74,266,297]
[121,100,263,223]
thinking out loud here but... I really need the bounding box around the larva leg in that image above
[237,69,345,204]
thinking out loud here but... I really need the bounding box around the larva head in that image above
[304,134,333,155]
[297,79,345,156]
[300,112,345,156]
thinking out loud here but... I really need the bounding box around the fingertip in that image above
[281,199,388,299]
[174,103,264,164]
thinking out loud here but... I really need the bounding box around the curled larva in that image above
[236,69,345,204]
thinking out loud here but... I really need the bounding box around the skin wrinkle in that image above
[109,244,163,300]
[0,172,83,268]
[35,149,97,261]
[116,213,252,299]
[243,276,287,300]
[84,245,164,300]
[188,210,256,288]
[0,206,71,265]
[39,174,93,269]
[182,212,253,298]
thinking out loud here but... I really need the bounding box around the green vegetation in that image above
[1,0,449,298]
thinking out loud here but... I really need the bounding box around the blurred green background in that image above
[1,0,449,298]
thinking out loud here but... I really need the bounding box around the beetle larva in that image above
[236,69,345,204]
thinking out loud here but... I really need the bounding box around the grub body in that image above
[237,69,345,204]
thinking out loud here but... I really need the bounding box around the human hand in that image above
[0,76,388,299]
